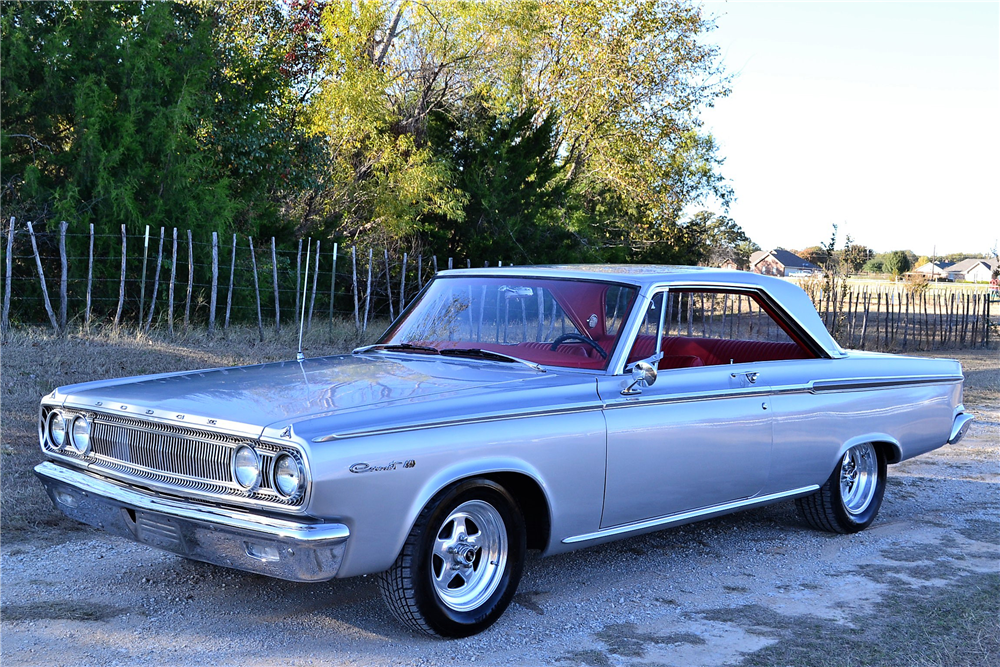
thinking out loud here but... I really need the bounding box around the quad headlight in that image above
[273,453,304,498]
[232,445,261,490]
[69,415,92,455]
[47,410,68,449]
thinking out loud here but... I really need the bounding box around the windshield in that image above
[378,276,638,370]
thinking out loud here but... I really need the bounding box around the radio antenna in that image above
[297,239,312,362]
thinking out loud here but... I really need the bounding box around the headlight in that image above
[47,411,67,449]
[232,445,261,490]
[273,453,304,498]
[70,415,92,455]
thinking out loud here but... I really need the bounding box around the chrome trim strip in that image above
[35,461,348,543]
[562,485,820,544]
[602,385,774,409]
[313,404,605,441]
[808,375,964,393]
[315,374,964,440]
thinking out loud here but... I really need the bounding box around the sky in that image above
[696,1,999,258]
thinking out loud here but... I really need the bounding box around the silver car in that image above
[35,266,973,637]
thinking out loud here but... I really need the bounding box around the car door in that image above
[597,289,780,528]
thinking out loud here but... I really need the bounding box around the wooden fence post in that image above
[328,242,338,328]
[85,223,94,331]
[144,227,164,333]
[26,221,59,333]
[432,255,438,274]
[58,221,67,329]
[139,225,150,325]
[2,218,14,336]
[363,248,373,333]
[295,239,302,321]
[248,236,263,341]
[271,237,281,333]
[208,231,218,336]
[399,252,408,313]
[185,229,194,329]
[225,234,236,331]
[351,246,359,332]
[308,240,320,331]
[417,255,423,288]
[384,248,394,321]
[168,228,177,336]
[115,224,126,326]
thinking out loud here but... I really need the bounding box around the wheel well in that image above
[481,472,551,551]
[871,440,902,464]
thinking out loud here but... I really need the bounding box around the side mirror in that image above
[621,361,657,395]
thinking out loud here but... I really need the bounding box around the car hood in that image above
[51,353,570,439]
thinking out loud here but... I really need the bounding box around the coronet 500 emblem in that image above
[349,460,416,474]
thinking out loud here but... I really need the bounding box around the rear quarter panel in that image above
[764,354,963,494]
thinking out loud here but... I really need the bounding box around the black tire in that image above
[377,479,526,638]
[797,442,887,534]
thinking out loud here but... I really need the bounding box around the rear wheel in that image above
[377,479,526,637]
[797,442,886,534]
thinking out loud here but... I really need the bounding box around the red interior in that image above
[422,333,809,371]
[626,334,810,366]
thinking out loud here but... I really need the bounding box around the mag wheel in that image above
[797,442,887,534]
[378,479,526,637]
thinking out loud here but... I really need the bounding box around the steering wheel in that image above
[549,333,608,359]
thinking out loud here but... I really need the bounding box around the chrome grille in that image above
[41,409,304,508]
[92,419,234,483]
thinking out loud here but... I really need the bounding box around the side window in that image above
[627,290,812,368]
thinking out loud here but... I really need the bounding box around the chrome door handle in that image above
[745,372,759,384]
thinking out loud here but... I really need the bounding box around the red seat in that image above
[628,335,808,366]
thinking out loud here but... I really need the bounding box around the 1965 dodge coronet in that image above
[36,265,973,636]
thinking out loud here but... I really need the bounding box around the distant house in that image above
[915,258,995,282]
[914,261,953,280]
[947,258,996,282]
[749,249,823,277]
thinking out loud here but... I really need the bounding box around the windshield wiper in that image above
[352,343,441,355]
[439,348,546,372]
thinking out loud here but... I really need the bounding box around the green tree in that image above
[842,237,871,274]
[1,2,235,235]
[883,251,912,280]
[305,0,730,255]
[862,258,885,274]
[424,102,572,263]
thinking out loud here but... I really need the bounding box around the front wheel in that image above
[797,442,887,534]
[377,479,526,637]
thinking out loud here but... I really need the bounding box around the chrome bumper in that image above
[34,461,349,582]
[948,413,974,445]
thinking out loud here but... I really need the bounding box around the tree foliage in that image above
[3,0,750,269]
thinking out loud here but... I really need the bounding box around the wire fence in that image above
[0,218,501,341]
[1,218,996,351]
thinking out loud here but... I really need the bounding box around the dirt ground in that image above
[1,331,997,666]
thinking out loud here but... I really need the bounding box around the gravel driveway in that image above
[2,405,997,667]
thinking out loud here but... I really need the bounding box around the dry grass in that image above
[921,348,1000,407]
[0,321,386,543]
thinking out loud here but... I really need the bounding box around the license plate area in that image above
[133,510,187,552]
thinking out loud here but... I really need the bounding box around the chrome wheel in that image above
[431,499,508,612]
[840,443,878,515]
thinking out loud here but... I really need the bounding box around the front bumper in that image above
[35,461,349,582]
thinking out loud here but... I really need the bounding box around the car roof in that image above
[438,265,847,358]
